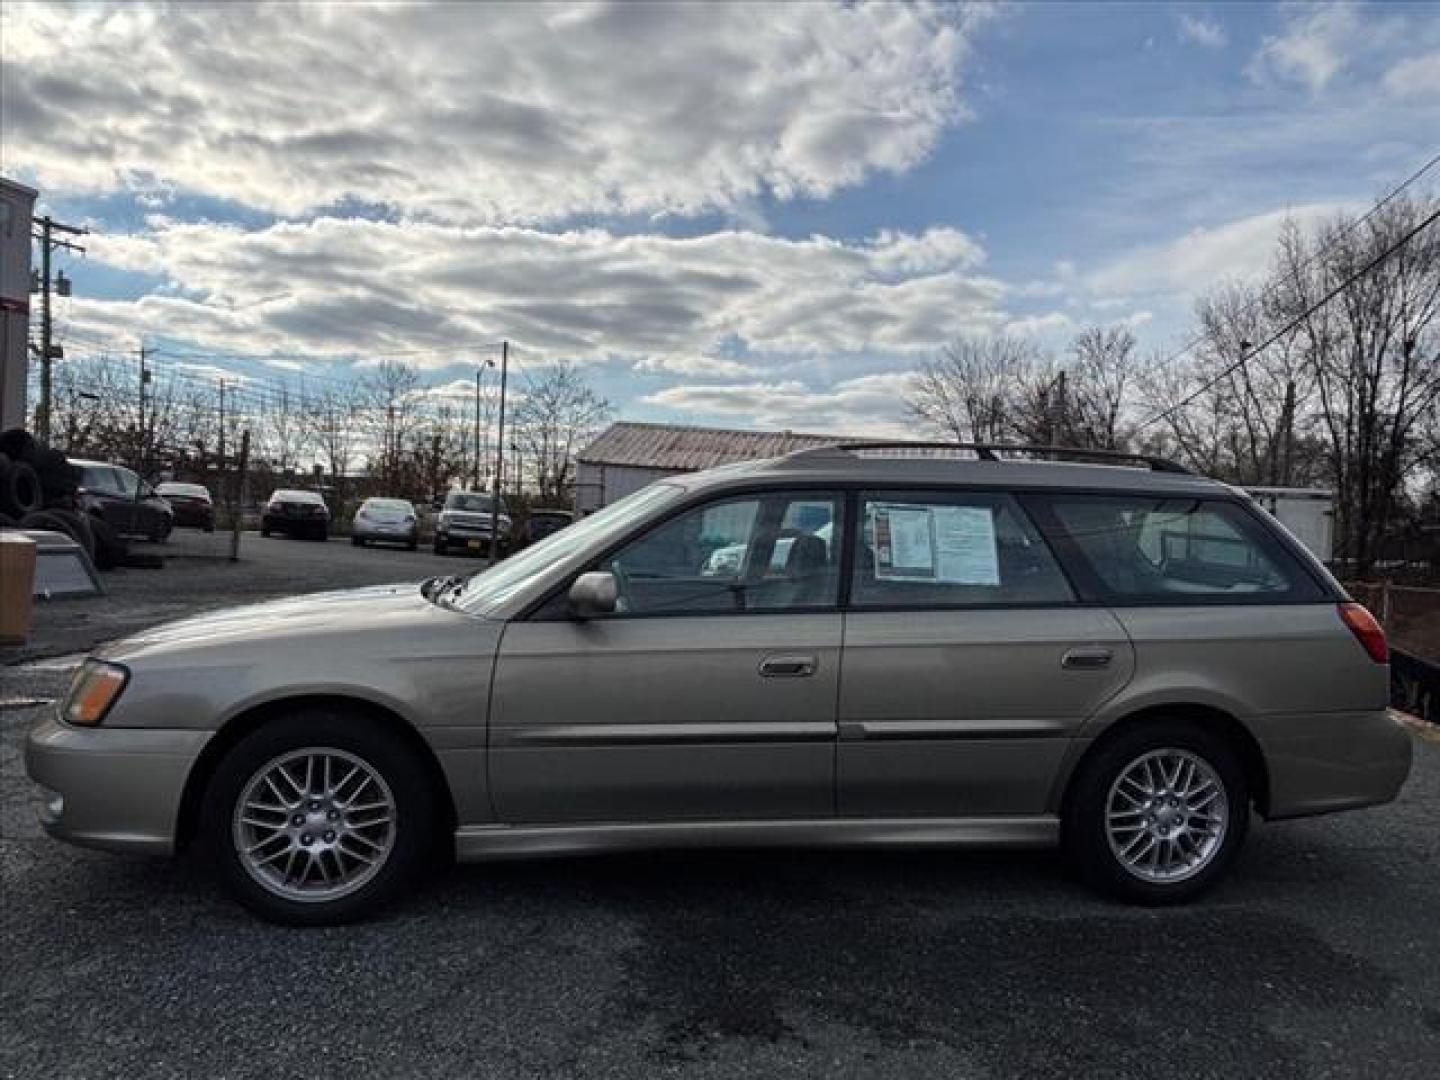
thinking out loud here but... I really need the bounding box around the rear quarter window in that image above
[1043,495,1325,603]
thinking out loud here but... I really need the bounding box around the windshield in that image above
[445,492,501,513]
[159,483,208,497]
[364,498,412,512]
[272,489,323,503]
[448,483,683,615]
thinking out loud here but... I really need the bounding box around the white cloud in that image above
[642,371,917,435]
[0,1,988,224]
[631,355,756,378]
[1085,202,1344,298]
[1248,3,1358,93]
[68,219,1007,368]
[1177,13,1227,49]
[1382,50,1440,99]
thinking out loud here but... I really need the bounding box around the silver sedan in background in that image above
[350,497,419,550]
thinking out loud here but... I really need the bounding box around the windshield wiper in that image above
[420,574,461,603]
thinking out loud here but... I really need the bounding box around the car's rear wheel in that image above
[433,536,446,555]
[201,710,439,925]
[1062,721,1248,905]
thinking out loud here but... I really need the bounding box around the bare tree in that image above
[260,381,311,478]
[1274,194,1440,572]
[361,359,421,488]
[511,361,612,505]
[905,333,1041,443]
[307,379,365,488]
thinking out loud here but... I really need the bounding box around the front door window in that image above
[604,491,842,614]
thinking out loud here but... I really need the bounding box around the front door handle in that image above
[759,654,817,678]
[1061,647,1113,670]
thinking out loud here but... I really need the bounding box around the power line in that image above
[1137,204,1440,433]
[1138,148,1440,387]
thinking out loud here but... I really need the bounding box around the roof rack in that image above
[782,441,1192,474]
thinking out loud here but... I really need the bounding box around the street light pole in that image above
[488,340,509,567]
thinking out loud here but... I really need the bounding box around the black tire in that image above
[261,525,271,537]
[406,539,417,551]
[433,536,446,555]
[1062,721,1249,905]
[27,508,96,561]
[88,513,129,570]
[0,428,36,462]
[0,460,42,518]
[351,535,363,547]
[313,526,328,542]
[29,446,78,502]
[19,509,87,553]
[200,708,440,925]
[149,516,172,543]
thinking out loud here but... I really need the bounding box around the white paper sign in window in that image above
[933,506,1000,585]
[871,503,1000,585]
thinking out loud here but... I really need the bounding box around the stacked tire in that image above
[0,428,123,566]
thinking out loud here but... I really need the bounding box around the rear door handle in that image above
[759,654,817,678]
[1061,647,1113,670]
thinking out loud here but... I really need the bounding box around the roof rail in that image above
[782,441,1192,474]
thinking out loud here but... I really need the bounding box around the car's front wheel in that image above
[201,710,440,925]
[1062,721,1248,905]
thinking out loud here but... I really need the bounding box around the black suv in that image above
[74,459,174,541]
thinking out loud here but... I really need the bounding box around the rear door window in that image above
[850,491,1074,608]
[1044,496,1323,602]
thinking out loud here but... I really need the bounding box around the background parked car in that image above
[155,481,215,532]
[261,489,330,541]
[518,507,574,548]
[351,497,419,549]
[73,458,173,542]
[433,490,512,555]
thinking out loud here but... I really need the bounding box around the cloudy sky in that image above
[3,0,1438,435]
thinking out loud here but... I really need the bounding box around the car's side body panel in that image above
[837,607,1135,816]
[488,613,842,822]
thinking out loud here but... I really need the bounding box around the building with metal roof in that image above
[574,421,850,510]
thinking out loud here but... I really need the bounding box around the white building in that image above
[574,422,843,511]
[0,178,38,432]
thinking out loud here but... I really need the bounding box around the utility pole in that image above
[31,215,86,441]
[488,340,509,567]
[217,379,226,469]
[137,341,152,473]
[480,371,492,489]
[1278,378,1296,486]
[1054,369,1068,447]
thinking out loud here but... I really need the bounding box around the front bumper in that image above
[1256,708,1414,819]
[355,522,418,542]
[24,711,212,855]
[170,505,214,528]
[439,527,508,549]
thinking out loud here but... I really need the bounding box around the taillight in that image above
[1338,602,1388,664]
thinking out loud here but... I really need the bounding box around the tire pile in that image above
[0,429,129,570]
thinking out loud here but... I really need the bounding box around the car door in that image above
[488,490,845,823]
[92,466,137,534]
[837,489,1135,818]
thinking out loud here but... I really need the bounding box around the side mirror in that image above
[568,571,617,618]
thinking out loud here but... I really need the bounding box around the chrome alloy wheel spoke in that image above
[1105,748,1228,884]
[232,748,396,903]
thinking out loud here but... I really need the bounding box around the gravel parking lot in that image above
[2,532,1438,1079]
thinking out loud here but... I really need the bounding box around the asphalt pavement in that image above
[2,530,1438,1079]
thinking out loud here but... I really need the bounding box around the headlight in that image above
[62,659,129,726]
